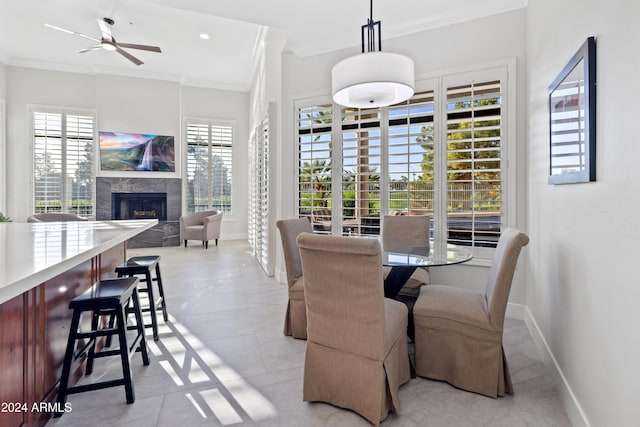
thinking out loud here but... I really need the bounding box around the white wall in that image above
[181,84,250,240]
[248,27,288,274]
[6,67,96,221]
[96,74,180,142]
[526,1,640,426]
[4,67,250,240]
[280,9,529,305]
[96,74,181,179]
[0,62,6,98]
[0,62,6,214]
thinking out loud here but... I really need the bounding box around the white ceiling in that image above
[0,0,527,91]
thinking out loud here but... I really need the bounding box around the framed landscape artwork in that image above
[548,36,596,184]
[99,131,175,172]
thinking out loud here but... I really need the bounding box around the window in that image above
[296,66,510,251]
[248,106,274,275]
[32,109,95,217]
[0,100,5,213]
[185,120,233,214]
[387,90,435,220]
[296,102,333,233]
[341,107,381,234]
[445,80,502,247]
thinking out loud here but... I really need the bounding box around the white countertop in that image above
[0,220,157,304]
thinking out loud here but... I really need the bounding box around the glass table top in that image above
[377,236,473,267]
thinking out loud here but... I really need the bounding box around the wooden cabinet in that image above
[0,243,125,427]
[0,293,25,427]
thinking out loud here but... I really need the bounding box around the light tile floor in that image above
[47,241,571,427]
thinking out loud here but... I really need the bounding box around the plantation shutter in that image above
[297,102,333,233]
[186,121,233,214]
[248,106,274,276]
[33,110,95,216]
[340,107,381,235]
[186,123,209,213]
[65,114,94,216]
[445,80,502,247]
[387,90,435,222]
[210,125,233,213]
[34,112,63,213]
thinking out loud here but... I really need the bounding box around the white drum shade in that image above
[332,51,415,108]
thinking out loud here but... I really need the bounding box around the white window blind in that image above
[295,67,509,252]
[341,107,381,235]
[33,110,95,217]
[248,110,273,275]
[297,102,333,234]
[445,80,502,247]
[387,90,435,222]
[186,121,233,214]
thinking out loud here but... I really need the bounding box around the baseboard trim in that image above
[524,307,591,427]
[505,302,526,320]
[275,266,287,285]
[220,233,248,241]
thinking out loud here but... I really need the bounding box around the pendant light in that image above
[332,0,415,108]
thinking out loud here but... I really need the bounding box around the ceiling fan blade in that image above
[78,45,103,53]
[45,23,100,43]
[117,43,162,53]
[116,47,143,66]
[97,18,113,40]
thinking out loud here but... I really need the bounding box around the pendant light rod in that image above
[332,0,414,108]
[361,0,381,53]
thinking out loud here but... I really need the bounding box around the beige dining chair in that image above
[297,232,410,426]
[412,227,529,397]
[382,214,431,338]
[275,217,313,339]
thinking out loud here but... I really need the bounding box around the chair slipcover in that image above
[381,214,431,298]
[382,214,431,339]
[413,227,529,397]
[275,218,313,339]
[297,233,410,426]
[179,209,222,248]
[27,213,88,222]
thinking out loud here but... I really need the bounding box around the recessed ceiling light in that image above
[199,33,210,40]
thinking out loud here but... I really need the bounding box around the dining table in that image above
[377,235,474,298]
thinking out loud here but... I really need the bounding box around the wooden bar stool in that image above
[115,255,168,341]
[55,277,149,417]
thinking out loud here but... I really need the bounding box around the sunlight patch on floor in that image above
[150,314,278,423]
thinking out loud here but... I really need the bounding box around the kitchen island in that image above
[0,220,157,427]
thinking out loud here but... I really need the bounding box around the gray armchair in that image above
[28,213,88,222]
[179,209,222,249]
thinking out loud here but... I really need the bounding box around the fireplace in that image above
[112,193,167,221]
[96,178,181,247]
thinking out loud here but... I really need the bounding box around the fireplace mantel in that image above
[96,177,181,247]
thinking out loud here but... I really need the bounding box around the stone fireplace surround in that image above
[96,177,181,248]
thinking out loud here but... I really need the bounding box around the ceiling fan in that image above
[45,17,161,66]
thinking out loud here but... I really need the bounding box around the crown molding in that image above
[5,57,250,92]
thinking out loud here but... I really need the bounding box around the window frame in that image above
[184,117,235,215]
[295,99,336,233]
[0,100,5,214]
[30,105,97,218]
[437,66,511,260]
[295,62,516,262]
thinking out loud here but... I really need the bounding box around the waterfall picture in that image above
[99,132,175,172]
